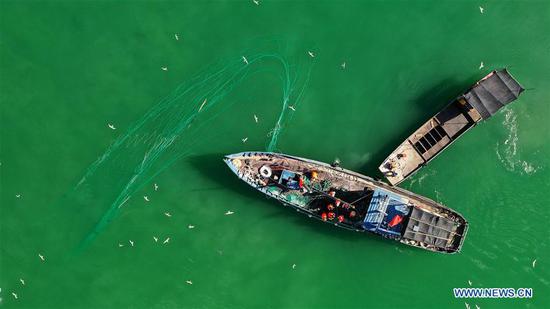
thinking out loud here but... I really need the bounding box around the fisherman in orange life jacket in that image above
[321,213,328,221]
[328,212,336,220]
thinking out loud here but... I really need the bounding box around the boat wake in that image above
[495,109,539,175]
[72,44,312,248]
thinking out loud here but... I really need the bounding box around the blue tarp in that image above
[279,170,301,190]
[363,189,411,237]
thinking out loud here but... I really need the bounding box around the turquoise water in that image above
[1,1,549,308]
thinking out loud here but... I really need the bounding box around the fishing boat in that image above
[224,152,468,253]
[379,69,524,186]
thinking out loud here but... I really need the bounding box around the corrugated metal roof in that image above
[464,69,524,119]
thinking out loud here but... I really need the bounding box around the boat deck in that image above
[379,100,478,185]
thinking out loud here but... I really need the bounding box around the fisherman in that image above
[327,204,335,211]
[328,212,336,220]
[310,171,318,180]
[321,213,328,221]
[349,210,357,219]
[337,215,345,223]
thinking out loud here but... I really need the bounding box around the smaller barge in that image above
[225,152,468,253]
[379,69,524,185]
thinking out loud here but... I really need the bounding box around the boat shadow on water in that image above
[360,75,481,178]
[188,153,397,248]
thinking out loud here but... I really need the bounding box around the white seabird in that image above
[164,212,172,217]
[479,62,484,69]
[479,6,484,14]
[154,183,158,191]
[253,114,258,123]
[163,237,170,244]
[153,236,158,242]
[225,210,234,215]
[242,56,248,65]
[174,34,179,40]
[186,280,193,285]
[199,98,207,112]
[129,240,134,247]
[242,137,248,143]
[307,51,315,58]
[161,67,168,71]
[108,124,116,130]
[38,254,45,261]
[144,196,150,202]
[288,105,296,111]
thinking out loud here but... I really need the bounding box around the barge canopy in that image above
[464,69,524,119]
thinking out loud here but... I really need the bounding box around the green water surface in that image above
[1,1,549,308]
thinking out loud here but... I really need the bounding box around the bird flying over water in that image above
[174,34,179,40]
[164,212,172,217]
[154,183,158,191]
[252,0,260,5]
[118,243,124,247]
[307,51,315,58]
[12,292,18,299]
[468,280,472,286]
[242,137,248,143]
[225,210,234,215]
[19,279,25,285]
[38,254,45,261]
[288,105,296,111]
[16,194,21,198]
[532,259,537,268]
[199,98,207,112]
[465,303,470,309]
[479,62,484,69]
[161,67,168,71]
[163,237,170,244]
[129,240,134,247]
[292,264,296,269]
[253,114,258,123]
[341,62,346,69]
[144,196,150,202]
[479,6,484,14]
[186,280,193,285]
[153,236,158,242]
[188,225,195,229]
[242,56,248,65]
[108,123,116,130]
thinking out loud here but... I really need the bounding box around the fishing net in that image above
[69,41,313,247]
